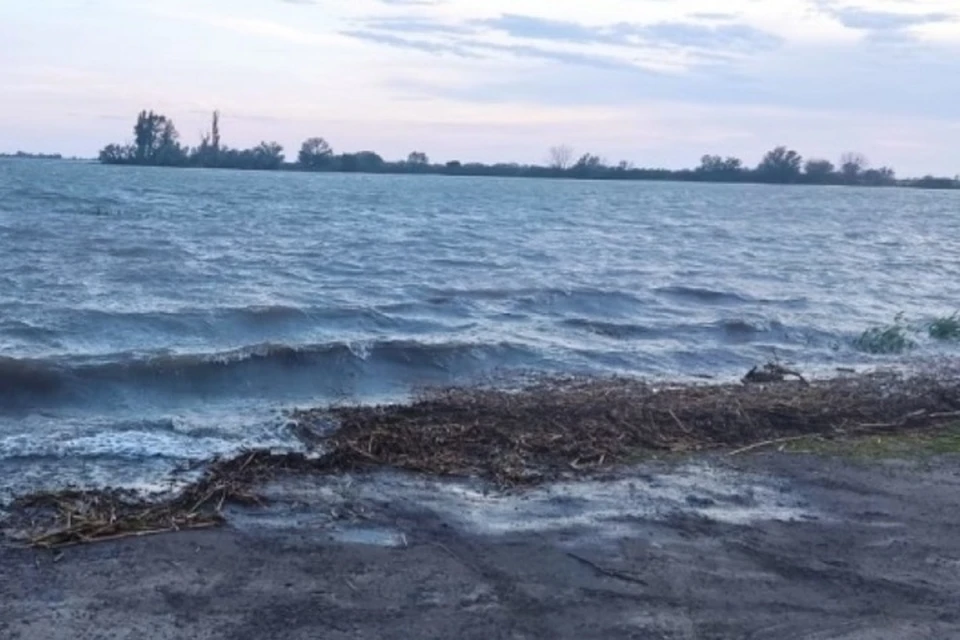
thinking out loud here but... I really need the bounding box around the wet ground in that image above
[3,452,960,639]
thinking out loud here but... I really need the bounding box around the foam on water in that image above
[243,462,815,546]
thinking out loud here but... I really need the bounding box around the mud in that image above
[3,452,960,639]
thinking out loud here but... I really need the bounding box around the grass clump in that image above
[854,315,916,354]
[929,313,960,341]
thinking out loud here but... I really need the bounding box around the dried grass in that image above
[312,370,960,483]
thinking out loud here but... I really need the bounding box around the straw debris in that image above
[9,451,312,548]
[312,370,960,483]
[7,367,960,548]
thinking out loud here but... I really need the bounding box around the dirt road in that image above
[3,453,960,639]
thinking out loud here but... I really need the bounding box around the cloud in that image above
[362,17,473,35]
[690,12,740,21]
[388,29,960,123]
[472,13,783,51]
[473,14,600,43]
[339,30,481,57]
[378,0,445,5]
[339,29,638,69]
[631,21,783,51]
[817,4,954,32]
[471,41,638,70]
[341,11,783,74]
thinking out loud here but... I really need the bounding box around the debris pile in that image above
[6,367,960,547]
[313,369,959,483]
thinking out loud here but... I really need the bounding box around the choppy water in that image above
[1,159,959,496]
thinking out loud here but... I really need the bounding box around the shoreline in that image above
[97,160,960,191]
[5,156,959,190]
[4,367,960,549]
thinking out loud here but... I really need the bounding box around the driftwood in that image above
[742,363,809,385]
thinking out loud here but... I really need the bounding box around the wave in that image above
[654,285,755,305]
[421,287,652,320]
[0,356,65,395]
[654,286,808,308]
[424,285,644,303]
[567,317,775,341]
[40,303,461,344]
[559,316,839,352]
[0,340,538,410]
[68,304,382,327]
[561,318,658,340]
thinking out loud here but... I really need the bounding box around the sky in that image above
[1,0,959,175]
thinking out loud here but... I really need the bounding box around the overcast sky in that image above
[2,0,959,174]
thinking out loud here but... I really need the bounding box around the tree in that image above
[98,143,134,164]
[757,146,803,183]
[803,158,836,182]
[698,155,739,172]
[298,137,333,170]
[548,145,575,170]
[211,110,221,153]
[840,152,869,182]
[571,153,605,177]
[861,166,896,186]
[353,151,384,172]
[407,151,429,165]
[252,142,284,170]
[127,110,188,165]
[192,111,223,167]
[132,110,171,162]
[156,119,189,166]
[339,153,359,172]
[697,155,743,180]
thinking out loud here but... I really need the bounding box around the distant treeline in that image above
[1,151,63,160]
[97,110,960,190]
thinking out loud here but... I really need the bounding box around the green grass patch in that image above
[783,424,960,458]
[853,320,916,354]
[929,313,960,341]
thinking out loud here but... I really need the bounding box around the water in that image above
[1,159,959,496]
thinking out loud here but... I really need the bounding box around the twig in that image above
[31,520,221,549]
[238,451,258,473]
[566,552,648,586]
[668,410,691,435]
[928,411,960,420]
[428,541,479,575]
[729,434,821,456]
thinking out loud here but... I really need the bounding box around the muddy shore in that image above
[4,371,960,638]
[4,450,960,639]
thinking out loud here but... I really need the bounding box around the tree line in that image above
[98,110,959,190]
[0,151,63,160]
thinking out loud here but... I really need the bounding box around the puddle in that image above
[328,527,407,548]
[387,463,811,535]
